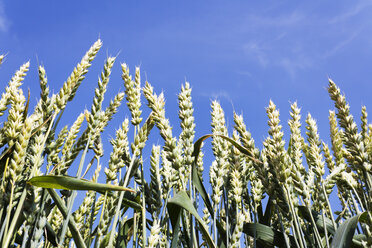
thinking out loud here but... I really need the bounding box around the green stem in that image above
[141,164,146,248]
[107,148,139,247]
[2,183,15,247]
[2,188,27,248]
[285,187,305,248]
[47,188,86,248]
[322,211,330,248]
[58,135,90,247]
[321,183,337,230]
[307,206,323,247]
[275,204,291,248]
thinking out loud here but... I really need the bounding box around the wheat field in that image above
[0,40,371,248]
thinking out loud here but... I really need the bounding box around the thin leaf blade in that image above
[331,212,368,248]
[167,191,216,248]
[28,175,135,192]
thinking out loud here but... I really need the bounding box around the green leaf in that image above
[116,217,134,248]
[298,206,335,235]
[261,196,273,225]
[192,136,227,246]
[167,191,216,248]
[28,175,135,192]
[121,191,142,211]
[45,221,59,246]
[243,223,296,248]
[193,134,260,163]
[331,211,368,248]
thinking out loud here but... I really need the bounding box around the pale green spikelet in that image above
[149,145,162,218]
[47,126,68,172]
[37,65,53,120]
[56,113,85,175]
[122,63,143,126]
[323,142,336,172]
[229,131,244,208]
[178,82,195,186]
[328,79,370,172]
[55,39,102,112]
[250,171,265,212]
[202,207,211,225]
[0,62,29,118]
[233,112,260,160]
[329,110,345,166]
[160,150,177,200]
[264,100,290,184]
[210,100,230,210]
[30,208,47,248]
[131,114,154,157]
[305,114,325,180]
[80,164,101,240]
[361,106,369,150]
[103,91,125,124]
[288,102,305,174]
[263,101,291,217]
[97,195,117,243]
[7,113,33,185]
[230,211,244,248]
[48,206,63,233]
[148,219,161,248]
[88,56,115,144]
[196,143,205,180]
[27,126,45,173]
[305,113,326,210]
[105,119,130,183]
[4,88,26,146]
[143,81,182,189]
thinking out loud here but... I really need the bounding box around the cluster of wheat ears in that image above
[0,40,371,248]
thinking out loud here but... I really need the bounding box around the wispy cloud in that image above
[322,29,361,59]
[329,1,372,24]
[246,10,305,29]
[278,55,312,79]
[0,1,8,32]
[242,41,269,67]
[242,36,313,78]
[239,3,372,78]
[239,10,317,78]
[199,90,232,102]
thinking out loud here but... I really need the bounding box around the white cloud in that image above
[0,1,8,32]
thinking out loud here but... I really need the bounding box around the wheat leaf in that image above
[168,191,216,248]
[331,211,368,248]
[28,175,135,192]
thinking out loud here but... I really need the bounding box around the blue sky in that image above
[1,1,372,181]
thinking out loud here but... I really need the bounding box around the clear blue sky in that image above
[1,1,371,179]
